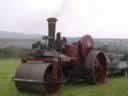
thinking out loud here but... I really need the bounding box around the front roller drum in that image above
[13,63,64,94]
[85,50,107,84]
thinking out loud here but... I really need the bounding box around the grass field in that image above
[0,59,128,96]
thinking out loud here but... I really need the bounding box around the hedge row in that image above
[0,46,29,58]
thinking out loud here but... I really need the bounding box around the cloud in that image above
[0,0,128,38]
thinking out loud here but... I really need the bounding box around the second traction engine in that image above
[13,17,107,95]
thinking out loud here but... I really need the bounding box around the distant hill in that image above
[0,31,43,48]
[0,31,128,53]
[0,38,40,48]
[0,31,41,39]
[0,31,79,48]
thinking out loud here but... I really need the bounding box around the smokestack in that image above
[47,17,57,49]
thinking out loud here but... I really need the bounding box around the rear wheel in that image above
[85,50,107,84]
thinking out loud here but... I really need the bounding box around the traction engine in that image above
[13,18,107,95]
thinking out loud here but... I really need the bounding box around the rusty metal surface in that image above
[14,63,51,92]
[14,62,64,94]
[85,50,107,84]
[65,44,79,57]
[15,63,50,81]
[79,35,94,58]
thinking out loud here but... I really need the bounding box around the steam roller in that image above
[13,17,107,95]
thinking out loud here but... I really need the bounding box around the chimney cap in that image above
[47,17,57,22]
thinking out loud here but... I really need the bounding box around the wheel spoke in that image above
[95,58,104,71]
[44,66,63,94]
[94,57,105,83]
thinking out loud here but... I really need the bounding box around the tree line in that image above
[0,46,29,58]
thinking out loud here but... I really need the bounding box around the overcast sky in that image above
[0,0,128,38]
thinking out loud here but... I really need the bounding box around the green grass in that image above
[0,59,128,96]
